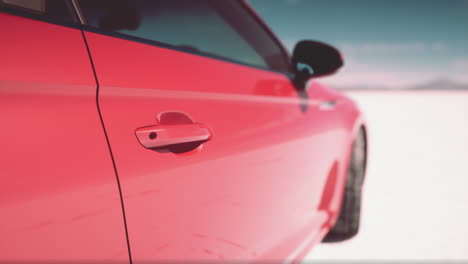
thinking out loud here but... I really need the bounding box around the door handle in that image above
[135,123,211,149]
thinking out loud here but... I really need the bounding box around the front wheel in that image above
[323,127,367,243]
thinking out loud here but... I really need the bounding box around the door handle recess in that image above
[135,124,211,149]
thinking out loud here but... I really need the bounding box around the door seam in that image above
[79,28,133,264]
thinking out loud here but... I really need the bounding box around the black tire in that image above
[322,127,367,243]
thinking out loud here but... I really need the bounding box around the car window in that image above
[0,0,77,23]
[77,0,290,72]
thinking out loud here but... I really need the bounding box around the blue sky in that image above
[249,0,468,88]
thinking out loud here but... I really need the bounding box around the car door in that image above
[0,1,129,262]
[78,0,346,262]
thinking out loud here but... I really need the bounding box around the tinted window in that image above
[78,0,290,72]
[0,0,76,23]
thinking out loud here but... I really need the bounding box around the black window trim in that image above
[238,0,292,73]
[70,0,87,24]
[0,0,295,78]
[74,0,294,77]
[82,24,291,75]
[0,0,80,26]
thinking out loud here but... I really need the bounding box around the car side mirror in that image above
[292,40,344,88]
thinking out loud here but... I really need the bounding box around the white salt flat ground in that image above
[306,91,468,262]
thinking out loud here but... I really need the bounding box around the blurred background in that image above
[249,0,468,261]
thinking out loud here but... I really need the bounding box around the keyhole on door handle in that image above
[149,132,157,140]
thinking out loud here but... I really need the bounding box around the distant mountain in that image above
[334,79,468,91]
[407,79,468,90]
[334,84,389,91]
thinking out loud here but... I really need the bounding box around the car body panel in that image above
[0,1,368,262]
[0,13,129,262]
[83,28,354,262]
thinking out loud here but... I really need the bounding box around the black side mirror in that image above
[292,40,344,88]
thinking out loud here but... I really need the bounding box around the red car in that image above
[0,0,367,263]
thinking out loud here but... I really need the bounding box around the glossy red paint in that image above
[1,2,366,263]
[83,28,361,262]
[0,14,128,262]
